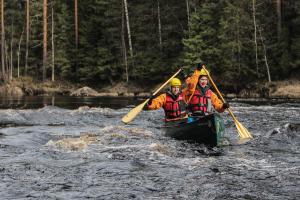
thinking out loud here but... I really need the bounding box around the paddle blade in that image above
[122,100,149,124]
[236,138,252,145]
[234,119,253,139]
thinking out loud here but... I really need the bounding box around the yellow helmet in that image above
[169,78,181,87]
[199,68,209,76]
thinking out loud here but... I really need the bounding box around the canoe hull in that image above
[165,113,225,146]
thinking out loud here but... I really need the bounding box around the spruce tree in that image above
[182,0,221,74]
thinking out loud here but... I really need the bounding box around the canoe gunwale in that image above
[164,113,224,146]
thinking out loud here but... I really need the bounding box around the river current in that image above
[0,100,299,199]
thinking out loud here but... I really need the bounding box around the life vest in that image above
[163,91,187,120]
[188,86,212,113]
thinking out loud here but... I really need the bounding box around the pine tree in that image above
[290,1,300,73]
[75,0,121,84]
[218,0,257,83]
[182,0,221,73]
[54,0,72,79]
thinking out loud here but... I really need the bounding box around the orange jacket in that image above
[185,69,225,113]
[147,85,196,110]
[147,69,225,113]
[147,93,168,110]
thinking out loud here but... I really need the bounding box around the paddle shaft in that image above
[202,66,236,118]
[202,66,252,138]
[121,68,182,123]
[152,68,182,96]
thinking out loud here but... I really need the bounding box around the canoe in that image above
[164,113,225,146]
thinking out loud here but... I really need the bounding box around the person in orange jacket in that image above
[144,77,189,121]
[187,64,229,116]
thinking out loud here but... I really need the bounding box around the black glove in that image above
[143,94,154,110]
[147,93,155,105]
[143,103,149,110]
[179,69,188,80]
[222,102,230,109]
[197,63,204,70]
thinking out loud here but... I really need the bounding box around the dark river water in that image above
[0,96,299,199]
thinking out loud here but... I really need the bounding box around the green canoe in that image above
[164,113,225,146]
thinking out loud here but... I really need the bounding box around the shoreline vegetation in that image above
[0,77,300,100]
[0,1,298,101]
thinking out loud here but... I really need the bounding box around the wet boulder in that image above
[269,123,300,138]
[136,92,151,98]
[0,85,24,96]
[71,86,100,96]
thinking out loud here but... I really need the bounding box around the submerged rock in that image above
[149,143,175,156]
[46,133,99,150]
[268,123,300,138]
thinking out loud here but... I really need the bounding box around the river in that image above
[0,96,299,199]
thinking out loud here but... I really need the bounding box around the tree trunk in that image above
[157,0,162,50]
[186,0,190,34]
[276,0,281,40]
[123,0,133,59]
[43,0,47,81]
[17,29,24,78]
[75,0,78,50]
[258,27,271,82]
[51,2,55,82]
[236,15,241,77]
[1,0,6,82]
[121,0,128,82]
[25,0,29,76]
[252,0,258,77]
[9,20,13,81]
[5,41,8,75]
[74,0,78,75]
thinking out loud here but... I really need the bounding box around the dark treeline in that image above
[0,0,299,89]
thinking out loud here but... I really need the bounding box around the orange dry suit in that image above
[185,69,225,114]
[146,90,188,121]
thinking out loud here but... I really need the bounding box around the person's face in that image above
[199,76,208,87]
[171,86,180,95]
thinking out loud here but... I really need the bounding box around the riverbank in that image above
[0,77,76,96]
[0,78,300,99]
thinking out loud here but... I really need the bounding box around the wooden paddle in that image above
[122,68,183,124]
[202,66,253,139]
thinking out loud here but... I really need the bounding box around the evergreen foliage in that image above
[0,0,298,88]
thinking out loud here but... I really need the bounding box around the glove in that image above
[179,69,188,80]
[222,102,230,109]
[197,63,204,70]
[143,103,149,110]
[143,94,154,110]
[147,93,155,105]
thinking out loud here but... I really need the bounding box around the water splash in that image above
[0,103,299,199]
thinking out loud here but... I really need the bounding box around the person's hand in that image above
[147,93,154,105]
[222,102,230,109]
[143,103,149,110]
[197,63,204,70]
[143,95,153,110]
[179,69,187,80]
[143,94,154,110]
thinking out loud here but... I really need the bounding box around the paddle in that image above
[202,65,253,139]
[122,68,183,124]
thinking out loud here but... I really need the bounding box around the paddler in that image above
[187,64,229,116]
[143,77,189,121]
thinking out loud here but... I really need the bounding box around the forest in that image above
[0,0,299,91]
